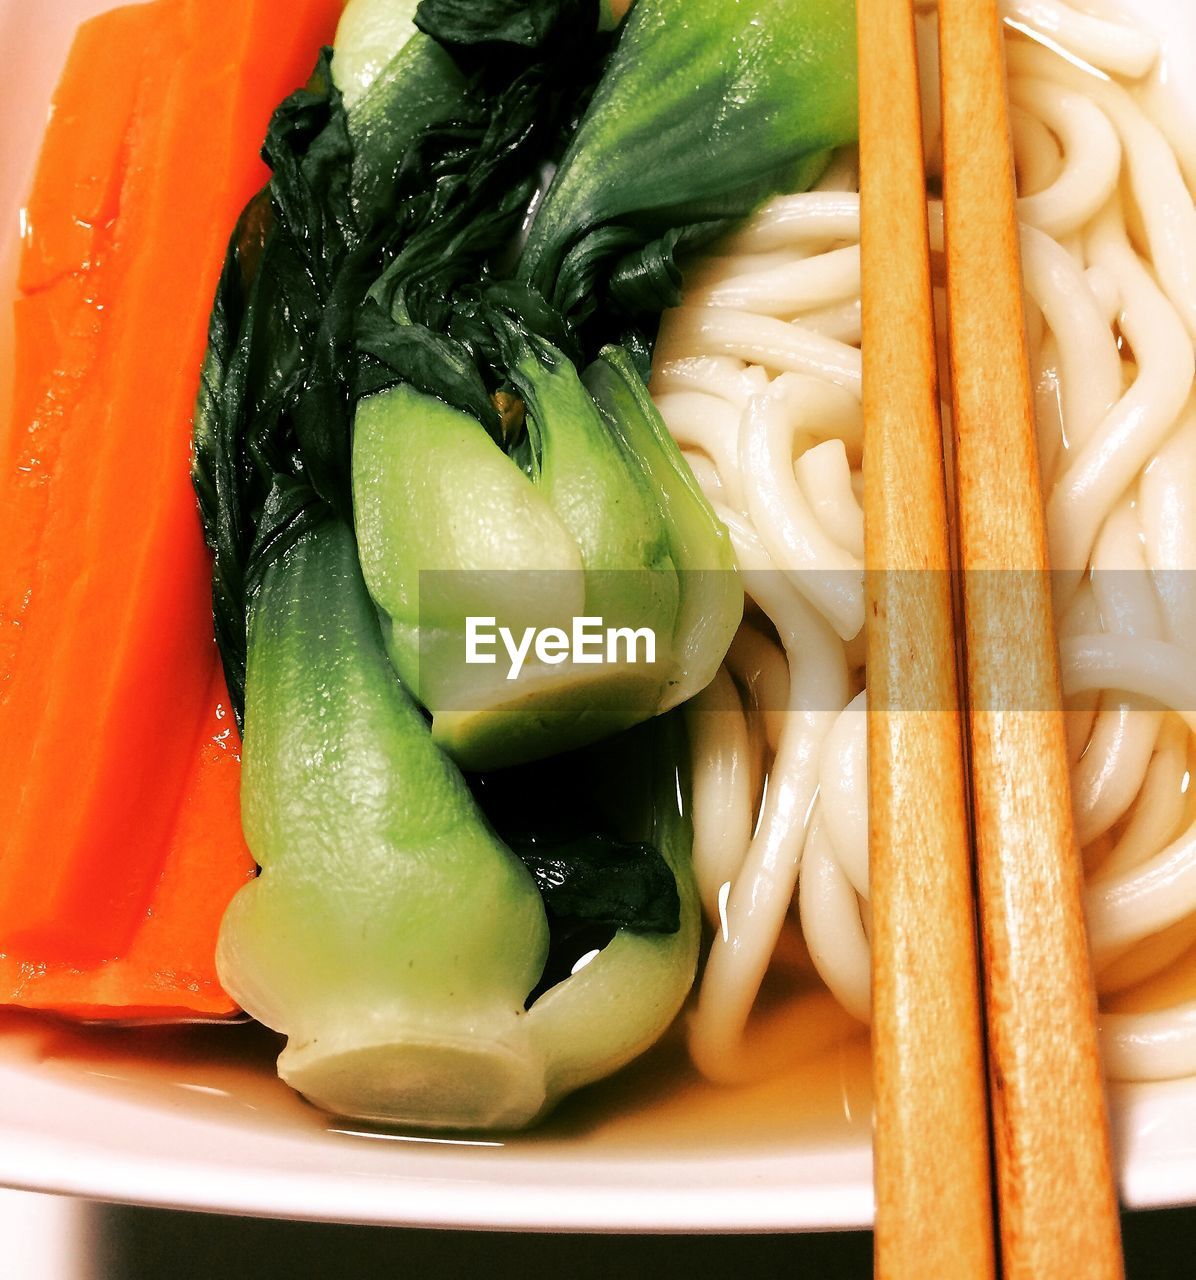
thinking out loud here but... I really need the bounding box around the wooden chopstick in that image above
[859,2,996,1275]
[937,2,1124,1276]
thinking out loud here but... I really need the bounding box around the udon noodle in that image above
[650,0,1196,1086]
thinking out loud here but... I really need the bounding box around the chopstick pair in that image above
[859,2,1124,1276]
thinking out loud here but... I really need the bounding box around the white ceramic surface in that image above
[0,0,1194,1233]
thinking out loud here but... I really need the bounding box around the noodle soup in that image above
[2,0,1196,1230]
[653,0,1196,1092]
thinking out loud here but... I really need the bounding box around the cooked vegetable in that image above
[195,0,857,749]
[196,2,744,766]
[98,0,863,1126]
[189,0,857,1126]
[350,334,739,768]
[332,0,424,108]
[520,0,859,330]
[191,26,483,719]
[218,520,698,1128]
[15,2,155,294]
[337,0,467,221]
[193,0,633,723]
[0,0,344,1015]
[0,670,250,1020]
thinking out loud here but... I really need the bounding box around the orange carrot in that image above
[18,4,157,295]
[0,671,250,1020]
[0,0,344,1013]
[2,0,216,965]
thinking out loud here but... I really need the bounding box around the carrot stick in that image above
[17,4,158,295]
[0,3,158,657]
[0,670,252,1019]
[1,0,214,964]
[0,0,342,1011]
[938,2,1124,1274]
[860,2,996,1275]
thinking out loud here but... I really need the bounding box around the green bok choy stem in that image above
[197,0,858,1129]
[218,521,698,1129]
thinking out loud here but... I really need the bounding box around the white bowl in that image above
[0,0,1192,1231]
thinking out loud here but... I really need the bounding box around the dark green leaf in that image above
[519,0,857,318]
[194,0,858,727]
[510,833,680,934]
[192,29,606,722]
[415,0,598,52]
[192,51,356,718]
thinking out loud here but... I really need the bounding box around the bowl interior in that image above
[1,0,1195,1231]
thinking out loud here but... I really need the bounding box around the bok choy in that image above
[351,333,739,768]
[220,521,698,1128]
[194,0,858,1128]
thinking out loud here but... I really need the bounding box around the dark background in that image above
[87,1205,1196,1279]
